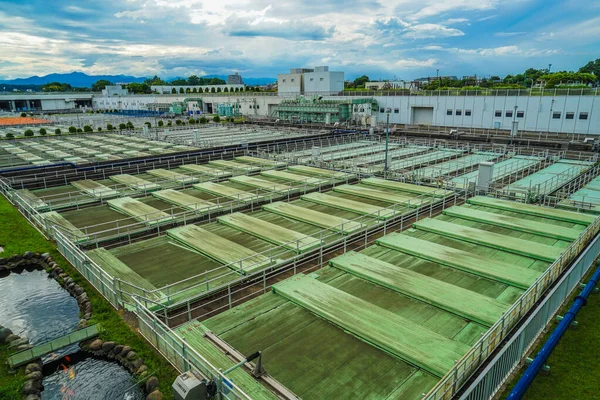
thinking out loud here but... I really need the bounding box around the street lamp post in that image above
[384,108,391,174]
[436,69,440,90]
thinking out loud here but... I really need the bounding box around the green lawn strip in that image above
[0,343,25,399]
[0,196,178,398]
[500,267,600,399]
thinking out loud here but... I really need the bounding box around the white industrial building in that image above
[277,66,344,94]
[1,90,599,135]
[150,84,245,94]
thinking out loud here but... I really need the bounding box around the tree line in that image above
[345,59,600,90]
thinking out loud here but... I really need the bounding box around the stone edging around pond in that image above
[0,251,93,400]
[80,338,163,400]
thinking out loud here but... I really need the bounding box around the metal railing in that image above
[458,225,600,400]
[423,214,600,400]
[133,297,252,400]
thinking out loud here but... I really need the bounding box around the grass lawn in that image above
[0,195,177,398]
[501,266,600,399]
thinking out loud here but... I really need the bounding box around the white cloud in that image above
[422,44,560,57]
[372,17,464,40]
[495,31,527,37]
[396,58,437,68]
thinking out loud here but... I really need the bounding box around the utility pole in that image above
[436,69,440,90]
[384,108,391,174]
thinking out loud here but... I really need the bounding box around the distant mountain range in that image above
[0,71,276,88]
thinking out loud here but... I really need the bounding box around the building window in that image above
[320,78,324,81]
[566,112,574,120]
[291,79,294,82]
[553,112,561,119]
[517,111,524,118]
[456,110,462,116]
[580,112,589,120]
[282,79,286,83]
[495,110,502,117]
[250,105,253,109]
[447,109,453,116]
[310,78,314,81]
[380,108,385,113]
[394,108,399,114]
[465,110,472,116]
[505,110,513,118]
[256,105,259,109]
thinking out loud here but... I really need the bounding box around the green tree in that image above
[187,75,201,85]
[353,75,370,87]
[92,80,112,91]
[192,87,198,93]
[189,118,195,124]
[579,59,600,77]
[171,78,187,85]
[171,88,177,94]
[176,120,182,125]
[186,88,191,93]
[158,120,164,127]
[198,87,204,93]
[199,117,208,123]
[126,82,151,94]
[41,82,72,92]
[216,87,222,93]
[167,121,172,126]
[20,112,26,117]
[145,75,166,85]
[6,133,14,138]
[76,128,82,133]
[212,115,220,122]
[54,128,61,135]
[24,129,34,137]
[210,87,216,93]
[106,124,113,131]
[68,126,77,133]
[126,121,134,129]
[83,125,93,132]
[119,123,126,130]
[39,128,47,135]
[179,87,185,94]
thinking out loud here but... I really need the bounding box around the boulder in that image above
[17,344,34,351]
[0,266,7,274]
[0,257,7,265]
[145,376,159,393]
[0,327,13,342]
[132,358,144,369]
[24,394,40,400]
[77,320,88,329]
[22,379,42,395]
[23,251,34,259]
[41,253,50,259]
[25,363,42,375]
[73,286,84,296]
[146,390,163,400]
[83,313,92,320]
[113,345,124,356]
[119,346,131,357]
[136,365,148,375]
[24,371,43,381]
[9,338,29,348]
[125,351,138,361]
[89,339,104,351]
[101,341,116,352]
[139,371,149,380]
[5,333,20,342]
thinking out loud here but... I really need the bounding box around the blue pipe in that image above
[507,261,600,399]
[0,162,77,173]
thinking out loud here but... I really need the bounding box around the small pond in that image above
[0,267,79,344]
[42,353,144,400]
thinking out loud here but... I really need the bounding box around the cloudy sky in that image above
[0,0,598,81]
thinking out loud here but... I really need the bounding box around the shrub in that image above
[167,121,172,126]
[24,129,34,137]
[175,120,182,125]
[189,118,195,124]
[83,125,93,132]
[6,133,14,139]
[212,115,220,123]
[106,124,113,131]
[145,122,151,127]
[20,112,26,118]
[68,126,77,133]
[126,121,134,129]
[98,127,102,131]
[39,128,47,135]
[119,123,126,130]
[76,128,83,133]
[54,128,61,135]
[199,117,208,124]
[158,120,164,127]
